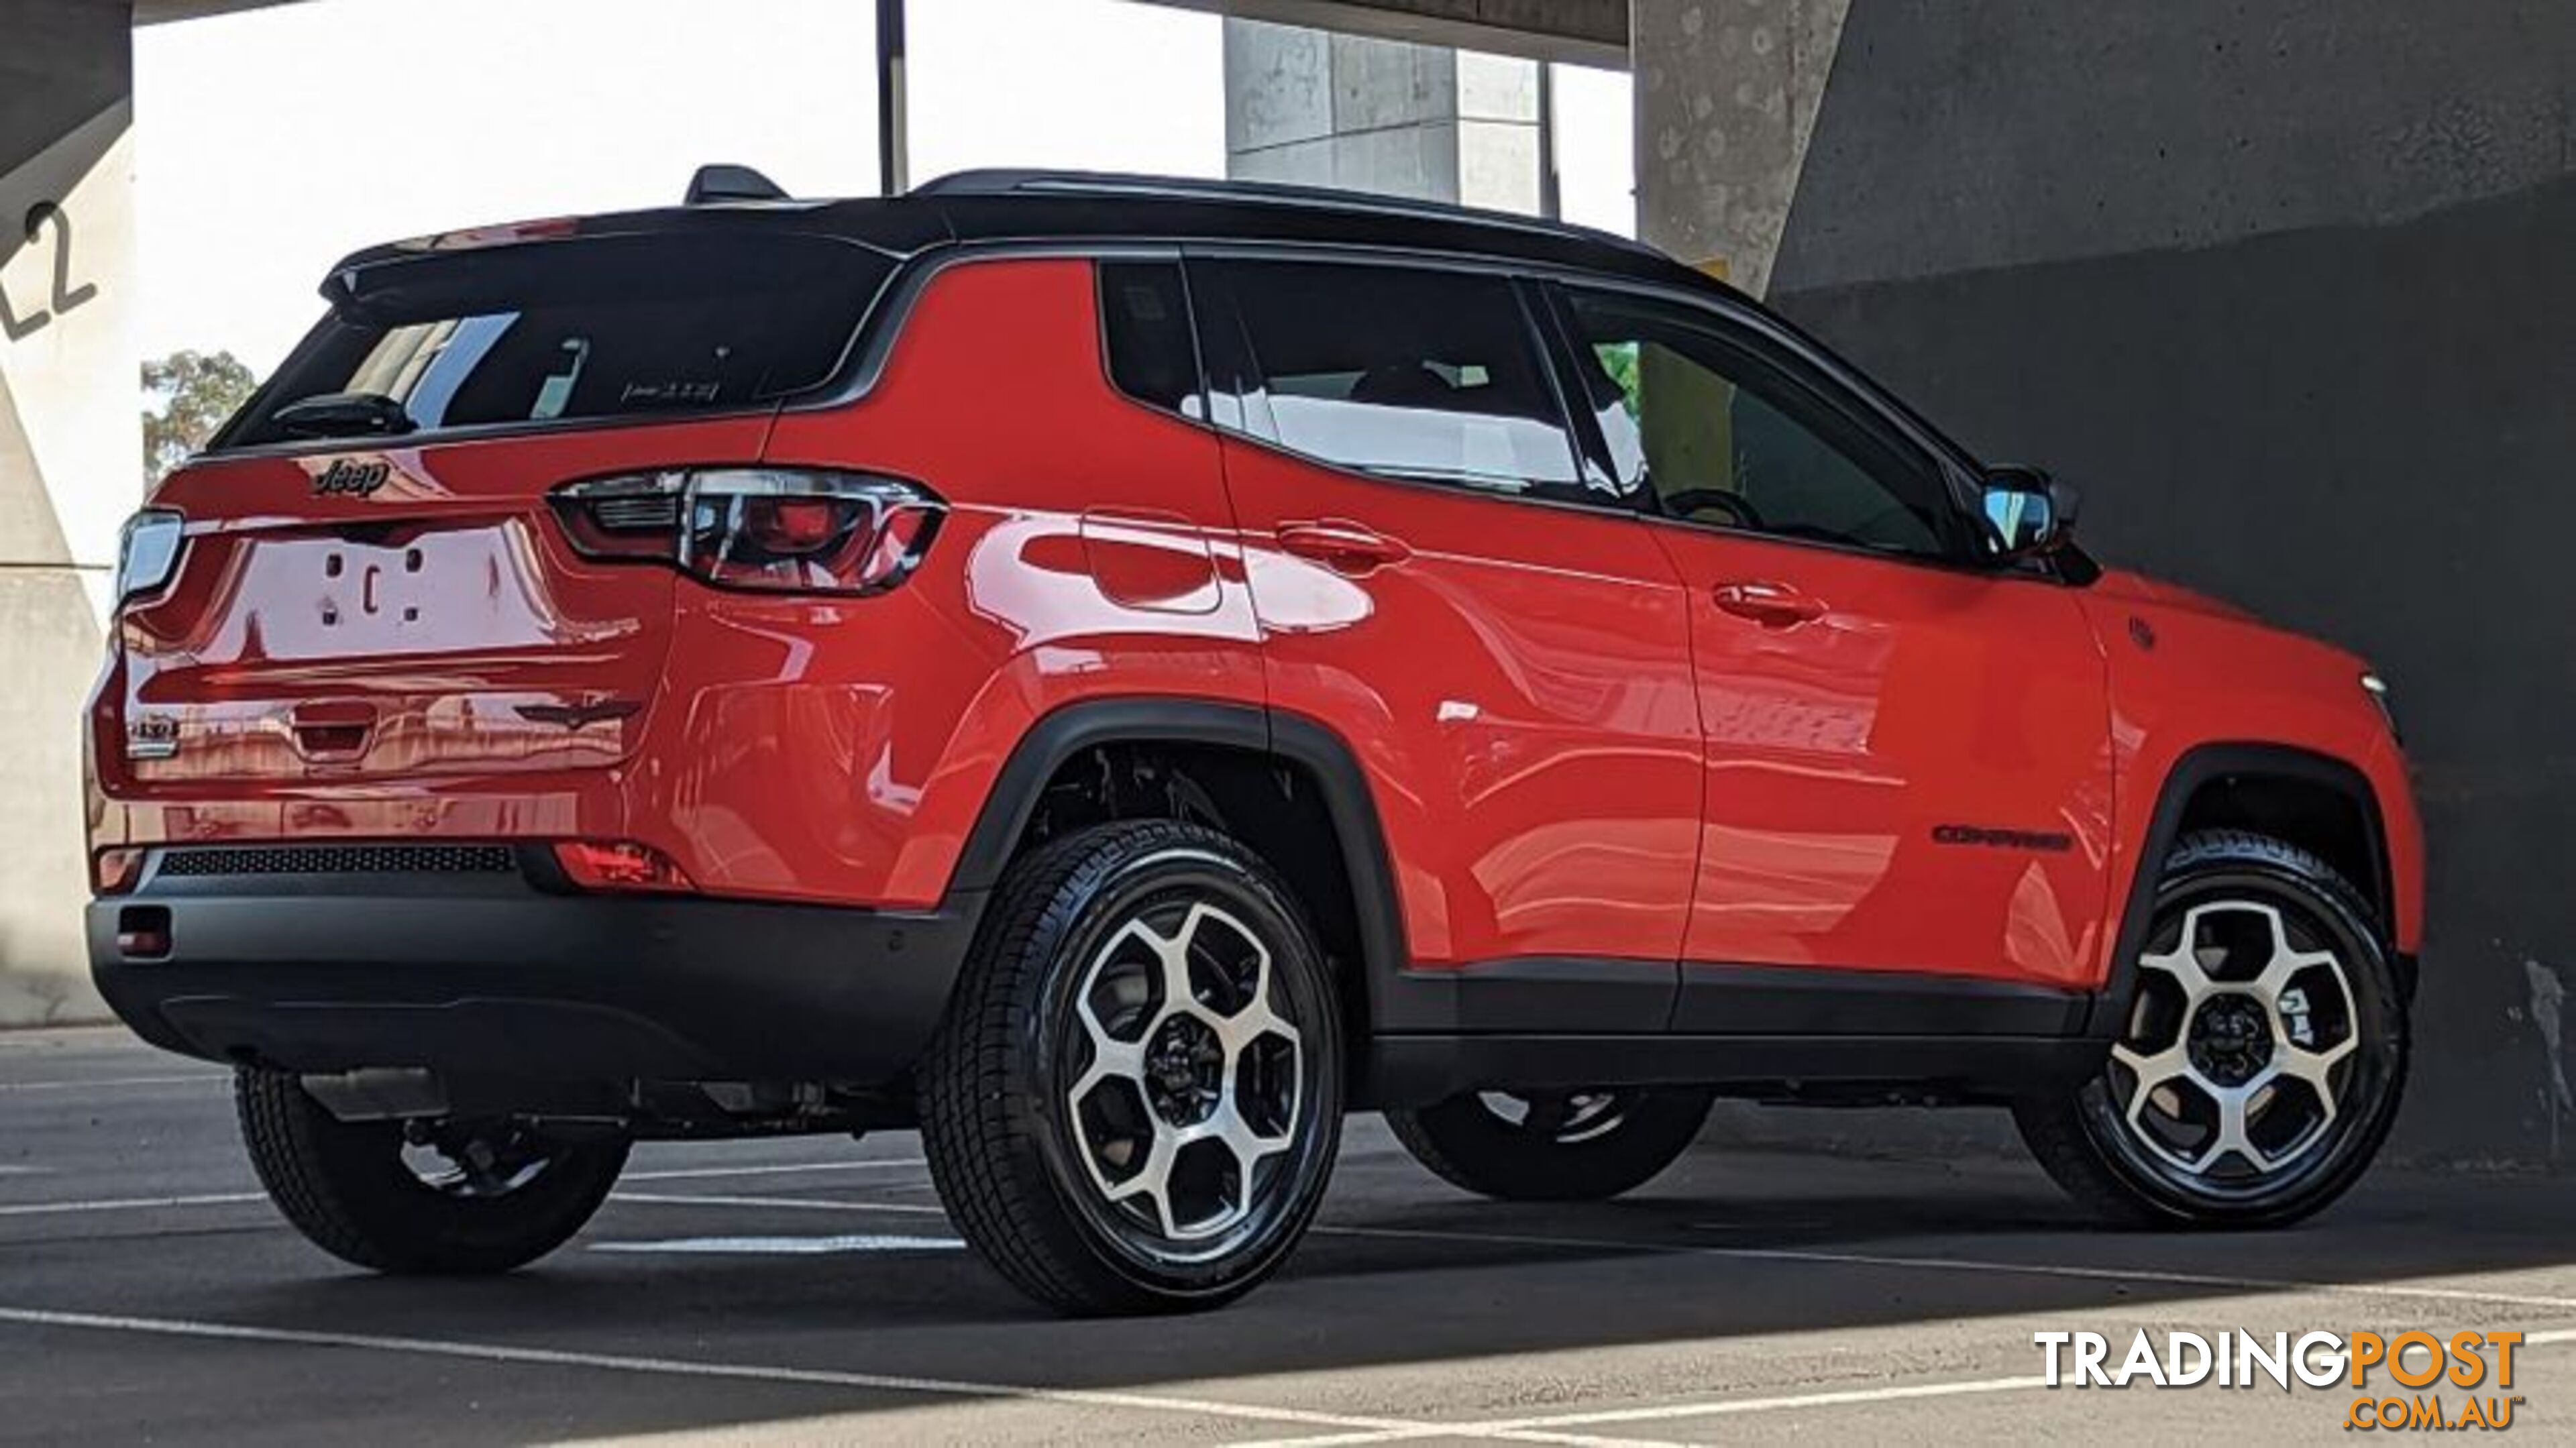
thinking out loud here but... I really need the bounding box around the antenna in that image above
[684,164,790,205]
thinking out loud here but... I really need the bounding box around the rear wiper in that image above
[272,391,416,440]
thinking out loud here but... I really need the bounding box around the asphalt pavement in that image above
[3,1025,2571,1445]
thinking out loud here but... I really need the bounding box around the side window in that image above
[1215,260,1603,505]
[1558,288,1957,559]
[1099,262,1201,417]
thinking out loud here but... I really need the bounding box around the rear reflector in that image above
[552,840,696,893]
[92,848,147,896]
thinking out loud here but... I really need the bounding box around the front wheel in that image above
[1387,1088,1714,1201]
[2015,830,2408,1227]
[237,1068,629,1274]
[920,822,1344,1315]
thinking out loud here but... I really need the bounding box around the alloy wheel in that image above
[400,1122,557,1199]
[1476,1091,1635,1145]
[1061,897,1307,1258]
[2108,896,2362,1187]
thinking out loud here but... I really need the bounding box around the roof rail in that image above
[913,169,1659,257]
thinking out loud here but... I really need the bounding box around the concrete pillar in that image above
[1630,0,1847,295]
[0,0,137,1024]
[1224,17,1541,213]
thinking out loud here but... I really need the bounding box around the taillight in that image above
[549,468,943,596]
[551,840,695,893]
[115,510,186,606]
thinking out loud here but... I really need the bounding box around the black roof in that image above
[330,169,1727,304]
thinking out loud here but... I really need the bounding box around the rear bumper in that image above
[89,865,982,1086]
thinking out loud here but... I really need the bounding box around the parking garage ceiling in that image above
[130,0,1629,66]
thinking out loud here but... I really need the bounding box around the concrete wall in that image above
[1224,17,1540,212]
[0,0,133,1025]
[1174,0,1624,67]
[1756,1,2576,1163]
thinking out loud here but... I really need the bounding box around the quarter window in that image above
[1558,288,1957,559]
[1214,261,1600,504]
[1099,262,1201,416]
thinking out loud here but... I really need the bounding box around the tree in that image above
[142,350,257,485]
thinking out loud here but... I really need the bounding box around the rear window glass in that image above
[220,232,895,448]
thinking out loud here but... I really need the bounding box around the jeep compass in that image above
[87,170,2422,1315]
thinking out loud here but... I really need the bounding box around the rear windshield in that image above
[218,231,896,449]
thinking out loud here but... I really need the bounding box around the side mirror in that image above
[1981,465,2080,558]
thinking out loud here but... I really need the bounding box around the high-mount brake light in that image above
[549,469,943,596]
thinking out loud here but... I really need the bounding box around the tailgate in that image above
[115,418,769,783]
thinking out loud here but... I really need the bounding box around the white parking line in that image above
[1322,1223,2576,1314]
[19,1185,2572,1323]
[0,1189,946,1221]
[1228,1326,2576,1447]
[581,1190,2576,1319]
[1226,1374,2051,1448]
[0,1192,265,1218]
[9,1172,2573,1445]
[612,1192,949,1216]
[0,1304,1678,1447]
[621,1159,926,1183]
[0,1161,930,1221]
[589,1233,965,1255]
[0,1074,225,1093]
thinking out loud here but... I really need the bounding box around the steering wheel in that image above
[1660,488,1764,531]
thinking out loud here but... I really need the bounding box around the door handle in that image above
[1277,519,1411,575]
[1712,579,1826,628]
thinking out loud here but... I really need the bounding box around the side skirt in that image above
[1365,1034,2104,1110]
[1362,958,2107,1109]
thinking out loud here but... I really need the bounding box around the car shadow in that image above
[146,1126,2576,1443]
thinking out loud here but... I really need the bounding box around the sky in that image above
[134,0,1636,374]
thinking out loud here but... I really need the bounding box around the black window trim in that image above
[1536,277,1984,566]
[1171,237,1991,490]
[880,235,2081,586]
[1530,274,2097,584]
[1512,274,1646,515]
[190,231,2075,589]
[1163,239,2065,565]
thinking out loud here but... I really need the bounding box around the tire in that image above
[2015,829,2407,1228]
[1387,1088,1714,1202]
[236,1068,630,1275]
[920,821,1345,1316]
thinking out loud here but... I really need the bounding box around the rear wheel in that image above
[236,1068,629,1274]
[2015,830,2406,1227]
[1387,1087,1714,1201]
[920,821,1344,1315]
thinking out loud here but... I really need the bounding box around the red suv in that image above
[87,170,2422,1315]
